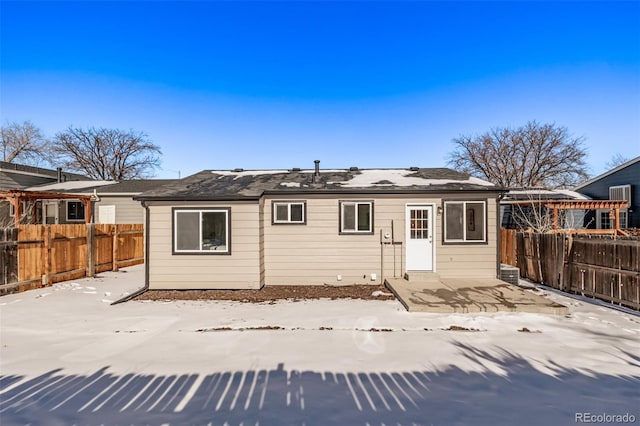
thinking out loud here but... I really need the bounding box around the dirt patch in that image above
[135,284,396,303]
[444,325,482,332]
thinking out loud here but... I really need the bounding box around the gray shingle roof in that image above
[136,168,501,201]
[0,161,89,190]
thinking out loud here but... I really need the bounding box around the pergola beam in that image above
[0,190,93,225]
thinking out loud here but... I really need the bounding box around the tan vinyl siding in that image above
[437,199,497,278]
[263,194,499,285]
[94,196,145,224]
[147,202,261,289]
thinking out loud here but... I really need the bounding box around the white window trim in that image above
[444,201,487,243]
[66,200,85,222]
[340,201,373,234]
[173,208,230,254]
[272,201,306,224]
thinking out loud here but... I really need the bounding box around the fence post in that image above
[42,225,51,287]
[112,225,119,272]
[87,223,95,277]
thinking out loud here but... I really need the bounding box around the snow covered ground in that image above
[1,265,639,426]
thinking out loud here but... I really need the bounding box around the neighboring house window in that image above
[272,201,306,224]
[599,211,612,229]
[609,185,631,207]
[173,208,230,254]
[620,210,628,228]
[609,185,631,228]
[340,201,373,234]
[66,201,85,221]
[598,210,627,229]
[444,201,486,243]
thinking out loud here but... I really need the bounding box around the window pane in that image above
[290,204,303,222]
[466,203,485,240]
[202,212,227,251]
[68,202,85,220]
[445,203,463,240]
[275,204,288,222]
[343,204,355,231]
[176,212,200,251]
[357,204,371,231]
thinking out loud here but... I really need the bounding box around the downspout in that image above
[111,201,149,304]
[496,192,504,279]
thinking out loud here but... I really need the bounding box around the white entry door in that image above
[405,205,433,271]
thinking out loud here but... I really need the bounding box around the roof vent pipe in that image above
[56,167,63,183]
[313,160,320,183]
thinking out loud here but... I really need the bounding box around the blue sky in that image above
[1,1,639,179]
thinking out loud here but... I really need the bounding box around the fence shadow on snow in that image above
[1,344,639,426]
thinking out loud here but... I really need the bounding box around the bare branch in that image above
[0,121,50,166]
[447,121,589,188]
[51,127,162,180]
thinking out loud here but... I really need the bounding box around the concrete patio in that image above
[385,273,569,314]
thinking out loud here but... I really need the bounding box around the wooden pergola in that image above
[0,190,92,225]
[510,199,630,235]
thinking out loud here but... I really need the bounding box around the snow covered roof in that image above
[137,167,501,201]
[504,188,590,202]
[29,180,117,191]
[28,179,177,195]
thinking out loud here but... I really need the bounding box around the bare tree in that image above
[448,121,589,188]
[51,127,161,180]
[605,154,630,169]
[0,121,49,165]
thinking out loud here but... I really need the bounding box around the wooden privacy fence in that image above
[1,228,19,285]
[1,224,143,291]
[501,230,640,310]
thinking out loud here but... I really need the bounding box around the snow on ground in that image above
[1,265,638,425]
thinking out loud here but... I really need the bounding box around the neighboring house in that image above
[0,161,87,191]
[501,189,590,230]
[0,162,89,225]
[27,180,176,224]
[135,164,504,290]
[575,156,640,229]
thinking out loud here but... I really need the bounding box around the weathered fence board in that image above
[6,224,144,292]
[501,231,640,310]
[0,228,18,285]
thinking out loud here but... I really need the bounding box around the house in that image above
[0,161,87,191]
[575,156,640,229]
[0,162,89,225]
[26,179,176,224]
[500,188,590,230]
[135,163,504,290]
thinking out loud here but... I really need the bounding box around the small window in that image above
[444,201,486,243]
[340,201,373,234]
[272,201,306,224]
[609,185,631,208]
[173,208,230,254]
[66,201,85,221]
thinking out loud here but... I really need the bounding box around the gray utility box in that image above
[500,264,520,286]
